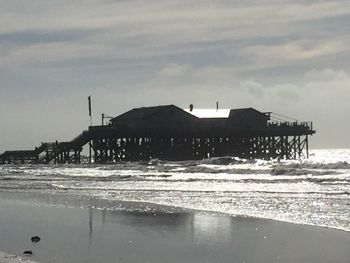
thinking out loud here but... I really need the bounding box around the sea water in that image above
[0,149,349,232]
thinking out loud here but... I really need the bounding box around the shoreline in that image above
[0,189,349,234]
[0,252,37,263]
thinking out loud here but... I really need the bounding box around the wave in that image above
[34,184,350,196]
[200,156,249,165]
[270,167,340,176]
[273,162,350,170]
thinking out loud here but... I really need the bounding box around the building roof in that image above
[111,105,198,122]
[229,108,269,119]
[113,106,167,121]
[111,105,268,123]
[184,109,231,118]
[184,107,268,119]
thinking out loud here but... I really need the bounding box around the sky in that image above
[0,0,350,151]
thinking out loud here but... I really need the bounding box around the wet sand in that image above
[0,252,37,263]
[0,191,349,263]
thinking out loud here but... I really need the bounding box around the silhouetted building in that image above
[0,105,315,164]
[89,105,314,162]
[111,105,199,129]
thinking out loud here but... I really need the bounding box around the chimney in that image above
[189,104,194,112]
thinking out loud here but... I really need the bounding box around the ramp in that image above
[0,130,91,165]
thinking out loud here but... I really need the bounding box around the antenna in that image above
[88,96,92,126]
[88,96,92,164]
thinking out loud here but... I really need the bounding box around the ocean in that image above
[0,149,349,232]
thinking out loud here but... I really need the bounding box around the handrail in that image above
[268,120,313,130]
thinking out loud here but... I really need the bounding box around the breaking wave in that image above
[0,148,349,232]
[269,167,340,176]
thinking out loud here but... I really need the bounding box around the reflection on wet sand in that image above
[88,206,234,245]
[0,194,349,263]
[192,213,233,244]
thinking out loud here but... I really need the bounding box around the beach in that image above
[2,0,350,261]
[0,252,38,263]
[0,191,349,263]
[0,149,349,262]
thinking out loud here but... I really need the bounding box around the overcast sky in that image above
[1,0,349,151]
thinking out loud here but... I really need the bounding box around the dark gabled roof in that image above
[229,108,268,118]
[111,105,198,122]
[112,105,268,123]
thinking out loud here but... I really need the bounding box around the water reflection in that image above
[87,206,234,247]
[0,196,349,263]
[88,208,193,233]
[192,213,233,244]
[88,207,93,247]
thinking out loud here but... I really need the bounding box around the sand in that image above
[0,191,349,263]
[0,252,37,263]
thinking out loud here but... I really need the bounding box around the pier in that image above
[0,105,315,164]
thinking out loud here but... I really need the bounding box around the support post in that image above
[89,141,92,164]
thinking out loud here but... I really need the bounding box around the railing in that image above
[268,121,313,130]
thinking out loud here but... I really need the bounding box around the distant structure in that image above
[0,105,315,164]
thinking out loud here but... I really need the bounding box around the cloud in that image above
[304,68,349,83]
[1,0,350,69]
[148,65,350,148]
[1,1,350,150]
[2,1,349,33]
[157,63,190,77]
[244,40,347,66]
[243,68,350,148]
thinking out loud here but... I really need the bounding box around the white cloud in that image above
[1,0,350,68]
[157,63,190,77]
[1,1,350,149]
[241,69,350,148]
[244,40,348,67]
[2,1,350,34]
[148,65,350,147]
[304,68,350,83]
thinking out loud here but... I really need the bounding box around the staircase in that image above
[41,130,91,164]
[0,130,91,165]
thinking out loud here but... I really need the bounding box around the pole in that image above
[88,96,92,163]
[102,113,105,126]
[88,96,92,126]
